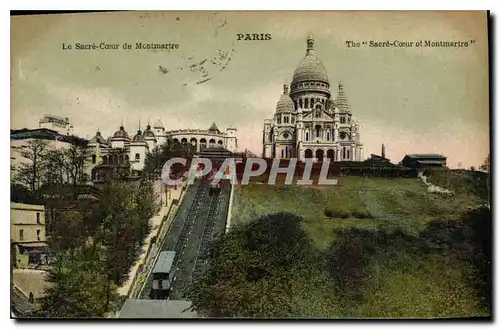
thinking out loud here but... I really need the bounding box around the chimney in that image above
[382,143,386,159]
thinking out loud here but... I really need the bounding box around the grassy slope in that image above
[232,177,484,250]
[230,175,489,318]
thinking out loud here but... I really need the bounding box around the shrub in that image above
[325,207,351,219]
[339,210,351,219]
[352,209,371,219]
[324,207,341,218]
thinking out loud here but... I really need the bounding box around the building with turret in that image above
[87,120,238,176]
[262,35,363,162]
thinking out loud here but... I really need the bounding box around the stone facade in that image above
[263,35,363,162]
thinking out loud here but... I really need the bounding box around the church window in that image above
[299,99,303,108]
[135,153,140,161]
[343,147,346,159]
[91,154,96,164]
[347,149,350,160]
[284,116,289,124]
[327,131,330,141]
[305,131,309,141]
[315,125,321,138]
[294,100,298,110]
[277,116,281,124]
[305,98,309,108]
[283,132,290,139]
[281,149,284,158]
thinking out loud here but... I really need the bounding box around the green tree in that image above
[43,142,92,199]
[13,139,49,192]
[186,212,333,318]
[480,154,490,172]
[37,246,115,318]
[143,139,195,179]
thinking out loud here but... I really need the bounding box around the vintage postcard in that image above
[10,11,491,319]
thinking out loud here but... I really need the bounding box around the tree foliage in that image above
[37,178,158,317]
[187,208,492,318]
[143,139,196,179]
[186,212,336,318]
[13,139,49,193]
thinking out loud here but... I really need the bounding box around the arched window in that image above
[200,138,207,150]
[315,125,321,138]
[91,154,96,164]
[135,153,140,161]
[305,98,309,108]
[294,100,298,110]
[305,131,309,141]
[299,98,303,108]
[326,131,330,141]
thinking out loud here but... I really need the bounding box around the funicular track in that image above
[167,181,210,268]
[190,184,231,282]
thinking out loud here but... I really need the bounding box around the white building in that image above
[87,120,238,174]
[262,35,363,162]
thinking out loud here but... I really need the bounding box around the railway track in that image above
[139,180,231,300]
[190,184,231,282]
[169,182,209,267]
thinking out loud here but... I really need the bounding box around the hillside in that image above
[187,174,491,318]
[231,176,486,250]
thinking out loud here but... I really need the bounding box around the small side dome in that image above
[89,130,108,144]
[276,84,295,113]
[133,129,145,141]
[335,81,351,112]
[143,124,156,138]
[113,125,129,139]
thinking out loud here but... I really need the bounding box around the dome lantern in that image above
[306,34,314,55]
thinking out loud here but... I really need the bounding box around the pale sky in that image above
[11,11,489,168]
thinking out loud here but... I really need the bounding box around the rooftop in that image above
[405,154,447,159]
[152,251,175,274]
[118,299,197,318]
